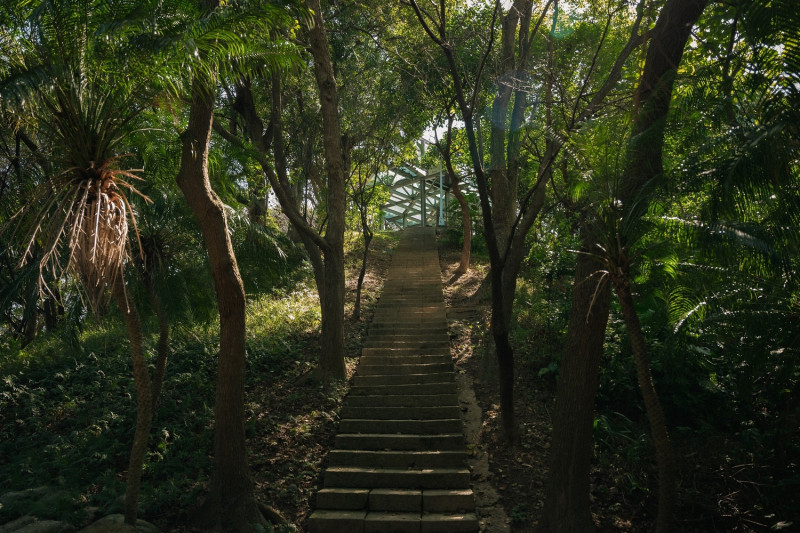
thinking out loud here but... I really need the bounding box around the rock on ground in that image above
[0,516,74,533]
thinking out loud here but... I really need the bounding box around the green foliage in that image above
[0,0,798,528]
[511,210,578,379]
[0,276,322,525]
[439,193,481,248]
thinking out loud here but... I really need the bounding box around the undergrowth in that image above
[0,229,401,530]
[0,281,321,527]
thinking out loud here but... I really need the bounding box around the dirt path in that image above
[456,370,511,532]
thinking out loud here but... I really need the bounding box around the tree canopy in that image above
[1,0,798,531]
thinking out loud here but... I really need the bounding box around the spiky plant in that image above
[13,155,149,311]
[1,0,152,307]
[0,0,159,525]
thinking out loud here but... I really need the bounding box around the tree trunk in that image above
[307,0,346,381]
[177,78,264,531]
[22,263,39,347]
[146,286,170,410]
[541,238,611,532]
[499,155,549,328]
[21,303,37,347]
[451,177,471,275]
[228,71,342,382]
[297,229,327,305]
[353,213,372,321]
[442,153,471,275]
[434,113,471,275]
[623,0,708,219]
[613,1,707,529]
[488,0,528,253]
[542,1,706,529]
[268,72,329,311]
[613,272,676,533]
[111,279,153,526]
[43,292,61,332]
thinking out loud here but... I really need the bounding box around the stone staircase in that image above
[307,227,478,533]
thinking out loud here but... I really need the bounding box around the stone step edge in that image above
[306,510,479,533]
[315,487,476,513]
[326,449,467,466]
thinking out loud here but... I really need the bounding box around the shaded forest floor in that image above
[438,242,637,532]
[1,230,795,532]
[0,232,401,532]
[436,236,797,533]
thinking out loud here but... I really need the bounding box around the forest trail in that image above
[307,226,478,532]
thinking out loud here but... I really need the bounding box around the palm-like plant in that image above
[0,0,159,524]
[2,1,150,305]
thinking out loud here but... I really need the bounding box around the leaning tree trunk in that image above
[177,78,265,531]
[540,238,611,533]
[613,269,676,533]
[541,0,707,529]
[227,74,342,381]
[111,279,153,526]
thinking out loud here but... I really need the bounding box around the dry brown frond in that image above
[69,177,129,311]
[5,154,151,311]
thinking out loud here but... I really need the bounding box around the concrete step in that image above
[371,489,475,513]
[306,510,365,533]
[335,433,464,450]
[374,303,445,309]
[340,405,462,420]
[423,489,476,513]
[364,512,474,533]
[344,394,459,408]
[357,362,454,376]
[380,283,442,288]
[367,325,449,334]
[373,303,444,308]
[368,488,421,512]
[350,382,457,396]
[419,512,479,533]
[323,466,470,489]
[314,488,476,513]
[381,284,441,287]
[363,335,448,344]
[372,313,446,320]
[315,488,369,510]
[327,449,466,468]
[365,334,448,342]
[338,418,463,434]
[352,372,454,386]
[359,355,451,366]
[361,347,450,356]
[363,340,450,350]
[307,510,479,533]
[367,324,445,330]
[372,314,446,320]
[315,488,475,514]
[371,312,446,318]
